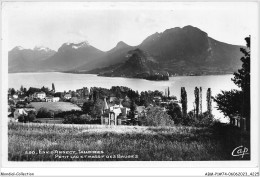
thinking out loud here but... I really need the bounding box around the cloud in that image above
[4,2,256,51]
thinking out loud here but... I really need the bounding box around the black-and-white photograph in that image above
[1,1,259,176]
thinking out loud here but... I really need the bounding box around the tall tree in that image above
[181,87,187,118]
[207,88,212,115]
[199,87,202,115]
[92,99,104,118]
[168,87,170,98]
[83,87,89,98]
[128,99,137,125]
[214,36,250,130]
[10,88,16,95]
[194,87,199,118]
[232,36,250,130]
[52,83,55,92]
[20,85,24,92]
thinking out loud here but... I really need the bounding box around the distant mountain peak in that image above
[182,25,199,30]
[65,41,89,46]
[107,41,131,53]
[12,46,24,51]
[34,46,53,52]
[73,41,89,49]
[60,41,90,50]
[116,41,128,47]
[9,26,243,75]
[58,41,90,52]
[143,32,161,42]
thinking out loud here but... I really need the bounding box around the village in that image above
[7,83,219,127]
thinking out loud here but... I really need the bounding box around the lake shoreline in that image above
[8,72,237,121]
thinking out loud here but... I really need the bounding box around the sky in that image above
[2,2,258,52]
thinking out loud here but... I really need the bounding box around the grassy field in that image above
[8,122,250,161]
[29,102,81,112]
[35,118,64,124]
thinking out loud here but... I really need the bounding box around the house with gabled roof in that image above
[33,92,46,99]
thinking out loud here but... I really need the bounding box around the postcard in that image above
[1,1,259,176]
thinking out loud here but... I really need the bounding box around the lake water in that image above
[8,72,239,122]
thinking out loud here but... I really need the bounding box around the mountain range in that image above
[9,25,243,78]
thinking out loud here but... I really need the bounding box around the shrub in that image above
[181,115,196,126]
[18,111,36,123]
[122,101,131,108]
[182,111,215,127]
[70,97,78,104]
[140,106,174,126]
[55,110,83,118]
[37,107,53,118]
[18,115,26,123]
[196,112,215,127]
[27,110,36,122]
[63,114,100,124]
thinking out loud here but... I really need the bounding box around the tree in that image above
[140,106,174,126]
[41,86,50,95]
[71,91,77,97]
[214,90,242,117]
[83,87,89,98]
[199,87,202,115]
[168,87,170,98]
[207,88,212,115]
[122,100,131,108]
[18,114,25,123]
[232,36,250,130]
[10,88,16,95]
[52,83,55,92]
[37,107,52,118]
[27,110,36,122]
[18,110,36,123]
[194,87,200,118]
[128,99,137,125]
[82,99,103,118]
[181,87,187,118]
[214,36,250,130]
[82,100,94,115]
[167,102,182,124]
[93,90,99,102]
[71,97,78,104]
[20,85,24,92]
[92,99,104,118]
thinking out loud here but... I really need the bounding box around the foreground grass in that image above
[8,123,250,161]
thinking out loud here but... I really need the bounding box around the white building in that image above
[12,94,18,99]
[45,96,60,102]
[64,94,72,100]
[13,108,36,121]
[14,109,28,121]
[101,100,130,125]
[52,97,60,102]
[34,92,46,99]
[45,97,53,102]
